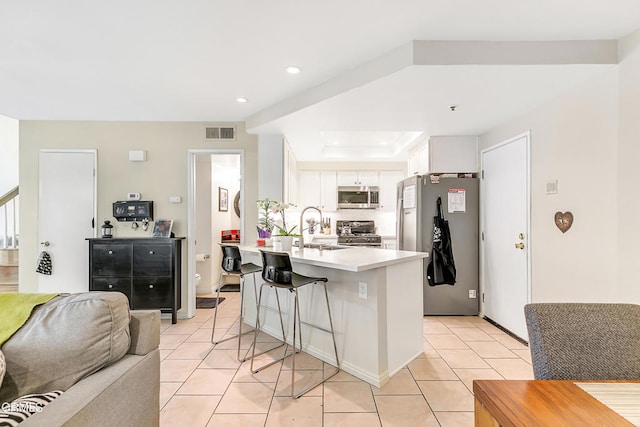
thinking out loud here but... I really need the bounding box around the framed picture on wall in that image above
[218,187,228,212]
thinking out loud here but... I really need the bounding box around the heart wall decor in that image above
[554,211,574,233]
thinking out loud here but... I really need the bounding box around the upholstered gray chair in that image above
[524,303,640,380]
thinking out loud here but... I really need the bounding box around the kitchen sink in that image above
[296,242,348,250]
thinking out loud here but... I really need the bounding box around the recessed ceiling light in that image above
[236,97,248,103]
[286,65,302,75]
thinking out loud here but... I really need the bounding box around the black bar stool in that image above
[250,249,340,398]
[211,244,281,361]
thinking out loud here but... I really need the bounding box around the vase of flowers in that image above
[257,198,277,238]
[272,201,298,251]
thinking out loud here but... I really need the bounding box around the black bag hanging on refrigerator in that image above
[427,196,456,286]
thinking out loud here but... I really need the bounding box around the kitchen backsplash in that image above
[288,208,396,237]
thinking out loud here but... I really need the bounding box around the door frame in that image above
[479,132,532,320]
[187,148,245,319]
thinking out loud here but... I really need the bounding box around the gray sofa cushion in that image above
[0,292,131,403]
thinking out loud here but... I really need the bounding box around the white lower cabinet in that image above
[383,238,397,250]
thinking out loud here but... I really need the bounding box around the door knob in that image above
[515,243,525,250]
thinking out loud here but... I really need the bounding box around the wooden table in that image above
[473,380,639,426]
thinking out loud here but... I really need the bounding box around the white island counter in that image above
[239,245,428,388]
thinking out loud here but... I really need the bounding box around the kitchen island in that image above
[238,245,428,388]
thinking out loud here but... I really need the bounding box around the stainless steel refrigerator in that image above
[397,175,479,315]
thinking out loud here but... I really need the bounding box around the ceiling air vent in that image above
[205,126,236,141]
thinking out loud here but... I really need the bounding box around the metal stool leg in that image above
[210,271,225,343]
[250,283,288,374]
[212,272,256,348]
[290,281,340,398]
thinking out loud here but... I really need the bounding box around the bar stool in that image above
[210,244,268,361]
[250,249,340,398]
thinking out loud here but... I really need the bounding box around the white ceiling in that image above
[1,1,639,161]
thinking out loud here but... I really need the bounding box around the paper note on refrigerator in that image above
[448,188,466,213]
[403,185,416,209]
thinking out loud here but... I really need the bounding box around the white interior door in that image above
[481,133,530,340]
[38,150,96,293]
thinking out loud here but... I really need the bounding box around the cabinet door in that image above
[298,171,321,208]
[91,277,132,304]
[429,136,478,173]
[320,171,337,211]
[383,239,397,250]
[133,243,172,276]
[92,243,132,276]
[379,171,404,211]
[418,145,430,174]
[358,172,379,187]
[132,277,172,309]
[408,152,419,176]
[336,171,359,186]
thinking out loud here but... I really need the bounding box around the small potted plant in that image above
[272,202,298,251]
[257,198,276,240]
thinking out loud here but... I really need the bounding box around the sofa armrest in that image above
[128,310,160,356]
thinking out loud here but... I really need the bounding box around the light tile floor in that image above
[159,291,534,426]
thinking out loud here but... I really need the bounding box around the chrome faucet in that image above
[299,206,323,251]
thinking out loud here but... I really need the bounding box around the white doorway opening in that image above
[187,149,244,319]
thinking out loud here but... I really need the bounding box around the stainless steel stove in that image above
[336,220,382,247]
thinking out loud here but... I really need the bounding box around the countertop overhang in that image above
[238,245,428,272]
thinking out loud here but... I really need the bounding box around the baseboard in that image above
[196,285,214,295]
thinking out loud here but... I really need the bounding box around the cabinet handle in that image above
[148,284,154,289]
[149,250,155,255]
[108,284,114,289]
[108,250,114,255]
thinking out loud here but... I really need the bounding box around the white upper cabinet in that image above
[428,136,478,173]
[298,171,321,208]
[378,170,404,211]
[406,136,478,176]
[298,170,337,211]
[320,171,337,211]
[407,145,429,176]
[284,142,298,205]
[337,171,379,186]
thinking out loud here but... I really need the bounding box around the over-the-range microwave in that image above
[337,186,380,209]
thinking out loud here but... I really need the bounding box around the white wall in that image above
[195,155,213,293]
[479,67,620,303]
[19,121,259,316]
[617,29,640,302]
[0,114,19,194]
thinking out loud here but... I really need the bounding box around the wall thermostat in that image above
[127,192,141,201]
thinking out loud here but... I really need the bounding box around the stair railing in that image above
[0,186,19,249]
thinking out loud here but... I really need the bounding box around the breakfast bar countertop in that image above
[238,245,428,272]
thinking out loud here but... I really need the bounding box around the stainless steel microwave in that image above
[337,186,380,209]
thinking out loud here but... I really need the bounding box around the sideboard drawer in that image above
[132,277,172,309]
[133,244,172,276]
[91,278,132,303]
[92,244,132,276]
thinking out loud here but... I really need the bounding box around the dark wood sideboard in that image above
[87,237,183,323]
